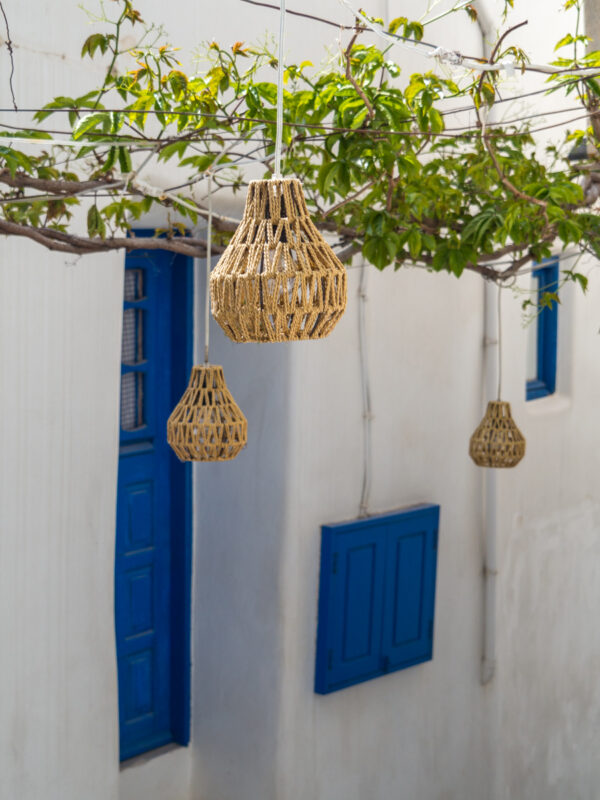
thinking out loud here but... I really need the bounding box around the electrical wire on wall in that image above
[358,261,372,518]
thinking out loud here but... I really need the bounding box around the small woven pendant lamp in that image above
[209,0,347,343]
[167,364,247,461]
[469,401,526,468]
[469,283,526,468]
[210,177,347,342]
[167,174,248,462]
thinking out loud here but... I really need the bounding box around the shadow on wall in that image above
[191,264,291,800]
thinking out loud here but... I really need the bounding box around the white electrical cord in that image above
[497,283,502,400]
[358,262,372,518]
[273,0,286,178]
[204,172,212,364]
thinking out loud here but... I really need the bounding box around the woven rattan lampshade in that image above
[167,365,247,462]
[469,400,526,468]
[210,177,347,342]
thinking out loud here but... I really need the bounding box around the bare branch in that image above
[0,170,125,195]
[344,29,375,121]
[0,218,224,258]
[322,180,376,218]
[0,1,17,111]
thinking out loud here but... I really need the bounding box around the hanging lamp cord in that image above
[497,281,502,401]
[204,172,212,364]
[273,0,286,178]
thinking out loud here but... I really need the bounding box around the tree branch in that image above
[0,218,224,258]
[344,29,375,121]
[0,1,17,111]
[0,170,126,195]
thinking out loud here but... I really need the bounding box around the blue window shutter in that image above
[526,258,559,401]
[315,505,440,695]
[381,506,439,670]
[315,522,386,693]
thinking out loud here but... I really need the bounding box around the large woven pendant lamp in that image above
[209,0,347,343]
[210,177,347,342]
[469,283,526,468]
[167,174,248,462]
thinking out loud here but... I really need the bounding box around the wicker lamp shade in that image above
[167,365,247,462]
[469,401,526,468]
[210,177,347,342]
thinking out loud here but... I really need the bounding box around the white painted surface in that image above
[0,242,123,800]
[120,746,192,800]
[1,1,600,800]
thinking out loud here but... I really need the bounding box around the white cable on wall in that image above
[204,172,213,364]
[358,261,372,518]
[274,0,286,178]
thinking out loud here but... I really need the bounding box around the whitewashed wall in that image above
[0,242,123,800]
[1,1,600,800]
[0,4,124,798]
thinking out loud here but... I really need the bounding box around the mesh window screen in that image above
[124,268,144,301]
[121,309,144,365]
[120,372,145,431]
[120,268,146,431]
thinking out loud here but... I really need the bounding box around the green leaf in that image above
[407,229,422,259]
[563,269,588,292]
[118,146,132,174]
[428,108,444,133]
[388,16,408,35]
[87,205,105,238]
[168,70,188,97]
[555,33,574,51]
[362,236,395,269]
[73,112,110,140]
[317,161,338,196]
[81,33,111,58]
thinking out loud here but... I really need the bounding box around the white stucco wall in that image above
[0,242,123,800]
[0,6,124,799]
[2,1,600,800]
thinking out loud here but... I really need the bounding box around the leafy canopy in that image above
[0,0,598,295]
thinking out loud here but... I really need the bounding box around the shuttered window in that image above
[315,505,440,694]
[526,258,559,401]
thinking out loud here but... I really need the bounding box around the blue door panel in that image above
[115,243,192,761]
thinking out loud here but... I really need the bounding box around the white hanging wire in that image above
[358,261,372,518]
[204,172,213,364]
[273,0,286,178]
[497,283,503,401]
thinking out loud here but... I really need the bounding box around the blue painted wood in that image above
[381,506,439,671]
[315,505,440,694]
[115,240,192,760]
[526,258,559,401]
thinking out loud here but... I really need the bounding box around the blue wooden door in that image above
[115,243,192,760]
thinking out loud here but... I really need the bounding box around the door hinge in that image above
[328,649,333,670]
[428,619,434,639]
[382,655,390,673]
[332,552,339,574]
[433,529,439,550]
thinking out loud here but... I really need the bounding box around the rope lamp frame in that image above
[167,365,247,462]
[469,400,526,468]
[210,177,347,342]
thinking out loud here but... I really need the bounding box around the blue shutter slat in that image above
[315,505,440,695]
[382,507,439,670]
[315,523,386,693]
